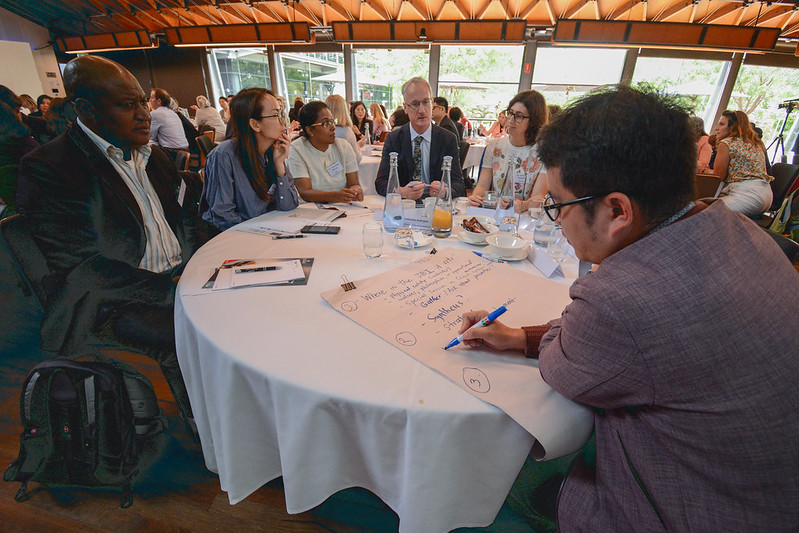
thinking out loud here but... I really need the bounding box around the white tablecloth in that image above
[357,153,381,196]
[175,197,578,533]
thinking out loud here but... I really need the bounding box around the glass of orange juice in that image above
[431,206,452,238]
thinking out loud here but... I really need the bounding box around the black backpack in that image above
[3,358,167,507]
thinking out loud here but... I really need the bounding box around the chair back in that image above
[172,150,190,172]
[768,163,799,212]
[458,141,470,170]
[0,214,49,309]
[379,131,388,143]
[202,130,215,144]
[695,173,724,200]
[196,134,214,167]
[763,228,799,263]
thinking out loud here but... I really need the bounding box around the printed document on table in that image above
[213,259,305,290]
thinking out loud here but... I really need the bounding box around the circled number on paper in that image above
[340,301,358,312]
[462,367,490,394]
[395,331,417,346]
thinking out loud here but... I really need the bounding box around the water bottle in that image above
[364,123,371,145]
[431,156,453,238]
[494,158,521,235]
[383,152,404,233]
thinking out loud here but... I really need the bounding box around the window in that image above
[280,51,343,104]
[439,45,524,128]
[731,64,799,163]
[354,48,429,112]
[632,56,726,130]
[532,47,626,108]
[213,49,271,97]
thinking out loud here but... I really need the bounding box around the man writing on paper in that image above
[375,77,465,201]
[458,86,799,530]
[16,56,208,434]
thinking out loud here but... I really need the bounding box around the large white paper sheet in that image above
[321,249,593,460]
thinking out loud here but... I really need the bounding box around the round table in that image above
[175,197,577,532]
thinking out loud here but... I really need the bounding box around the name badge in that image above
[327,161,344,177]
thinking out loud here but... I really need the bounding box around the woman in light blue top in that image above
[200,88,299,231]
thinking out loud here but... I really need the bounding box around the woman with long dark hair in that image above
[712,110,773,216]
[200,88,299,231]
[350,101,373,141]
[468,90,548,211]
[287,101,362,203]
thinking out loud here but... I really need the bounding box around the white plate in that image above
[457,232,489,246]
[486,245,529,261]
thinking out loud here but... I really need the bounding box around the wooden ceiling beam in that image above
[653,0,690,22]
[698,3,738,24]
[607,0,637,20]
[743,5,793,26]
[449,0,472,19]
[561,0,589,20]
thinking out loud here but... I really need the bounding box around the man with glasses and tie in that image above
[456,86,799,530]
[375,77,465,201]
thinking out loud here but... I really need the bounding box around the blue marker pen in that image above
[443,305,508,350]
[472,251,506,264]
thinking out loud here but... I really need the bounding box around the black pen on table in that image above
[235,266,280,274]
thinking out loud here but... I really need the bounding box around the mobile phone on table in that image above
[301,225,341,235]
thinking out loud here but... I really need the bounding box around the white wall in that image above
[0,7,64,99]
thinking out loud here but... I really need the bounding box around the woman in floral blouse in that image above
[712,110,773,217]
[468,91,548,212]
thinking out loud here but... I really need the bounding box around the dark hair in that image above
[36,94,51,108]
[44,97,77,135]
[433,96,448,111]
[0,101,29,141]
[0,85,20,111]
[298,100,328,138]
[537,85,695,224]
[391,108,409,127]
[547,104,562,120]
[449,107,463,122]
[349,101,367,126]
[229,87,278,199]
[508,90,547,146]
[151,88,171,107]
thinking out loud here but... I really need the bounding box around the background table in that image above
[175,198,577,532]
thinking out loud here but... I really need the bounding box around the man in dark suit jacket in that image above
[16,55,206,429]
[432,96,460,140]
[375,78,464,200]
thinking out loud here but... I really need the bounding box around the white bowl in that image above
[485,234,529,256]
[460,216,499,244]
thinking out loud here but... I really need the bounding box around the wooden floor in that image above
[0,248,535,532]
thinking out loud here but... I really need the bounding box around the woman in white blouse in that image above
[192,95,226,142]
[468,91,549,212]
[287,101,364,204]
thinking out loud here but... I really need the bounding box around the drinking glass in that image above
[533,220,557,247]
[482,191,498,209]
[528,197,544,227]
[547,226,568,263]
[362,222,383,258]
